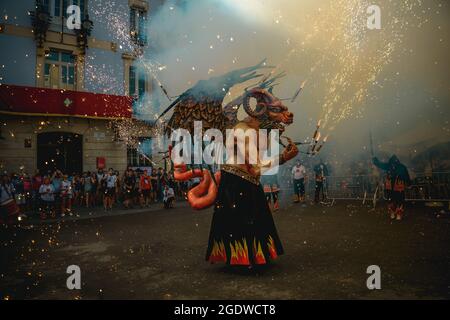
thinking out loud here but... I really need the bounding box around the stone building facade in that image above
[0,0,167,175]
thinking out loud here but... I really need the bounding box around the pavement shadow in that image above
[216,263,278,277]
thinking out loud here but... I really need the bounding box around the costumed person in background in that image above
[292,160,306,203]
[161,61,300,266]
[314,161,329,203]
[373,155,410,220]
[263,180,273,209]
[261,166,281,212]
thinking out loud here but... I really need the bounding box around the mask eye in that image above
[268,106,282,113]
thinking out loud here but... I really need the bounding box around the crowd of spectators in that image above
[0,166,186,221]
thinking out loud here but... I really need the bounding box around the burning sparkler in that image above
[281,120,328,156]
[309,120,322,154]
[315,135,328,153]
[290,80,307,103]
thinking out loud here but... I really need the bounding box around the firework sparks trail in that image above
[267,0,431,142]
[307,0,428,136]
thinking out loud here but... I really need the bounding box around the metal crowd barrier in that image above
[277,172,450,202]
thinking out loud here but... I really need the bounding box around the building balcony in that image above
[0,84,133,119]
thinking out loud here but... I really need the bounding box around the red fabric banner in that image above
[0,84,132,119]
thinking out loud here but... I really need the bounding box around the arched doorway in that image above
[37,132,83,174]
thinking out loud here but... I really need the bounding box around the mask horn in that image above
[242,89,271,118]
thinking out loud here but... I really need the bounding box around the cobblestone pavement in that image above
[1,201,449,299]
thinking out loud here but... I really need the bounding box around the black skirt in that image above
[205,171,284,265]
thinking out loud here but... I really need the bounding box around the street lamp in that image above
[76,14,93,55]
[30,1,51,48]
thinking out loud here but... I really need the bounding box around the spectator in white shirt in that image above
[163,185,175,209]
[39,178,55,219]
[292,160,307,203]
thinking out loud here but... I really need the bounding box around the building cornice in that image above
[129,0,149,11]
[0,23,117,53]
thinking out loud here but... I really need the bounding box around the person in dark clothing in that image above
[156,167,164,202]
[0,174,19,224]
[373,155,411,221]
[123,169,136,209]
[151,171,158,203]
[314,162,329,203]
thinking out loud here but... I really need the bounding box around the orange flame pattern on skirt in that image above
[209,236,278,265]
[209,240,227,263]
[230,238,249,265]
[267,235,278,260]
[253,238,266,265]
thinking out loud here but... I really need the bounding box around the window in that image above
[138,72,146,97]
[130,7,147,45]
[54,0,86,19]
[54,0,68,17]
[129,66,136,96]
[77,0,86,19]
[127,138,152,167]
[44,49,76,90]
[128,65,147,97]
[42,0,50,13]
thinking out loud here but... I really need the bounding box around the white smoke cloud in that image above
[137,0,449,173]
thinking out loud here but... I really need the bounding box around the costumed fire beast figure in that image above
[158,61,300,266]
[373,155,411,220]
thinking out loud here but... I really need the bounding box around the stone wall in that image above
[0,115,128,174]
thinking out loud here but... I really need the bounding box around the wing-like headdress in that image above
[157,59,276,135]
